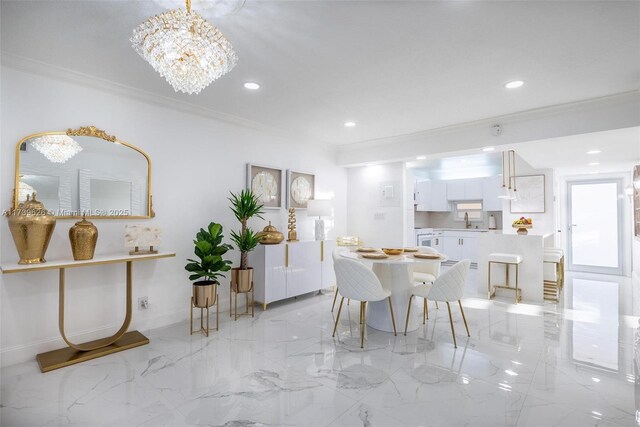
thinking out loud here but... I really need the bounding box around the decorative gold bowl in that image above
[382,248,404,256]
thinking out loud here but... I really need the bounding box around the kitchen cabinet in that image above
[416,181,449,212]
[432,232,444,253]
[482,175,503,211]
[250,240,333,309]
[440,231,480,262]
[447,180,483,201]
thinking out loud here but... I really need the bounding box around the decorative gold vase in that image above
[7,193,56,264]
[69,218,98,260]
[193,281,217,308]
[231,267,253,293]
[287,208,298,242]
[257,222,284,245]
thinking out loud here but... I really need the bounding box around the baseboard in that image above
[1,308,188,368]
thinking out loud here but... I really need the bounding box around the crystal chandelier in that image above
[131,0,238,95]
[30,135,83,164]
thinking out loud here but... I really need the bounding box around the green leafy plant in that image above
[228,189,264,270]
[185,222,233,283]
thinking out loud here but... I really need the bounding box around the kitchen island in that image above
[476,231,555,303]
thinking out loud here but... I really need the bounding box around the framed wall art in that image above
[286,170,315,209]
[510,174,545,213]
[246,164,283,209]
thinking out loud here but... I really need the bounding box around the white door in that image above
[567,179,623,275]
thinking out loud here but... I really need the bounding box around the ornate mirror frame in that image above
[13,126,154,219]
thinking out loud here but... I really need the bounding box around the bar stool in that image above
[543,251,563,302]
[544,248,564,289]
[488,253,523,304]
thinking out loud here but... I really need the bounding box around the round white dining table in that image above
[340,250,448,333]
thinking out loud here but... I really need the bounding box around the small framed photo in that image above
[246,164,283,209]
[286,170,315,209]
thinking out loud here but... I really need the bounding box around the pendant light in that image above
[498,150,518,200]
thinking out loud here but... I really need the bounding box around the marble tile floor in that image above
[2,270,639,427]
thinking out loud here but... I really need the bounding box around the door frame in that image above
[566,178,624,275]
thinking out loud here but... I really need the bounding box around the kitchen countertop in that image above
[433,228,493,232]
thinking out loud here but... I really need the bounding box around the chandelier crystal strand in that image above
[131,0,238,95]
[30,135,83,164]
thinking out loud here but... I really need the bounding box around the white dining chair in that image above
[332,257,397,348]
[413,247,442,314]
[331,247,351,312]
[404,259,471,348]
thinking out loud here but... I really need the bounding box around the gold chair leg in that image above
[404,295,414,336]
[446,302,457,348]
[332,297,345,337]
[458,300,470,337]
[423,299,427,323]
[361,301,367,348]
[387,297,397,336]
[331,289,339,312]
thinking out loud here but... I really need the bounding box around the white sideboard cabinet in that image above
[250,240,335,310]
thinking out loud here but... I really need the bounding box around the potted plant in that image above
[228,189,264,292]
[185,222,233,308]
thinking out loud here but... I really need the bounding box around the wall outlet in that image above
[138,296,149,310]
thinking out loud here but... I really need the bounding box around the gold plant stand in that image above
[229,282,255,320]
[190,293,219,336]
[0,252,175,372]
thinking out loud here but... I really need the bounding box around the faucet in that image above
[464,212,471,229]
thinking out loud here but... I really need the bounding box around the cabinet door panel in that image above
[447,181,465,200]
[442,236,462,261]
[464,180,483,200]
[287,242,322,297]
[460,237,478,263]
[265,246,287,303]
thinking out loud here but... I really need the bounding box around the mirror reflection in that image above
[15,128,151,218]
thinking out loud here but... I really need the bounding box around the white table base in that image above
[369,263,419,333]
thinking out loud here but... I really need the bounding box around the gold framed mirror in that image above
[13,126,153,219]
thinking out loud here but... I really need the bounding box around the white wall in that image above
[347,162,407,248]
[501,154,555,237]
[0,66,348,366]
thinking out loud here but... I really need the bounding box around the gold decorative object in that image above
[69,217,98,261]
[191,282,219,336]
[7,193,56,264]
[512,217,533,235]
[256,221,284,245]
[230,268,254,320]
[66,125,116,142]
[287,208,298,242]
[13,127,153,219]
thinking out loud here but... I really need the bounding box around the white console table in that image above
[250,240,335,310]
[1,251,175,372]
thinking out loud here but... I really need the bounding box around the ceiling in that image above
[2,1,639,146]
[513,127,640,172]
[409,152,502,180]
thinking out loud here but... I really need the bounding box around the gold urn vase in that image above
[7,193,56,264]
[69,218,98,261]
[256,222,284,245]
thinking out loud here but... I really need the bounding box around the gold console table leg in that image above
[36,262,149,373]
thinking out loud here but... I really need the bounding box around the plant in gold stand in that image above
[185,222,232,335]
[228,189,264,318]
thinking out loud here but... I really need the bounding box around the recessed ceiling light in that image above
[344,121,356,127]
[589,162,600,166]
[416,156,426,160]
[587,150,601,155]
[505,80,524,89]
[482,147,495,152]
[243,82,260,90]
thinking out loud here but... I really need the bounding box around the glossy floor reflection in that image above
[2,270,639,426]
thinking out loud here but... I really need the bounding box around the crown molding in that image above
[1,51,330,148]
[337,90,640,154]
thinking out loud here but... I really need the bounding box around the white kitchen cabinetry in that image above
[447,180,483,201]
[433,232,444,252]
[416,181,449,212]
[440,231,480,262]
[250,240,333,309]
[482,175,503,211]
